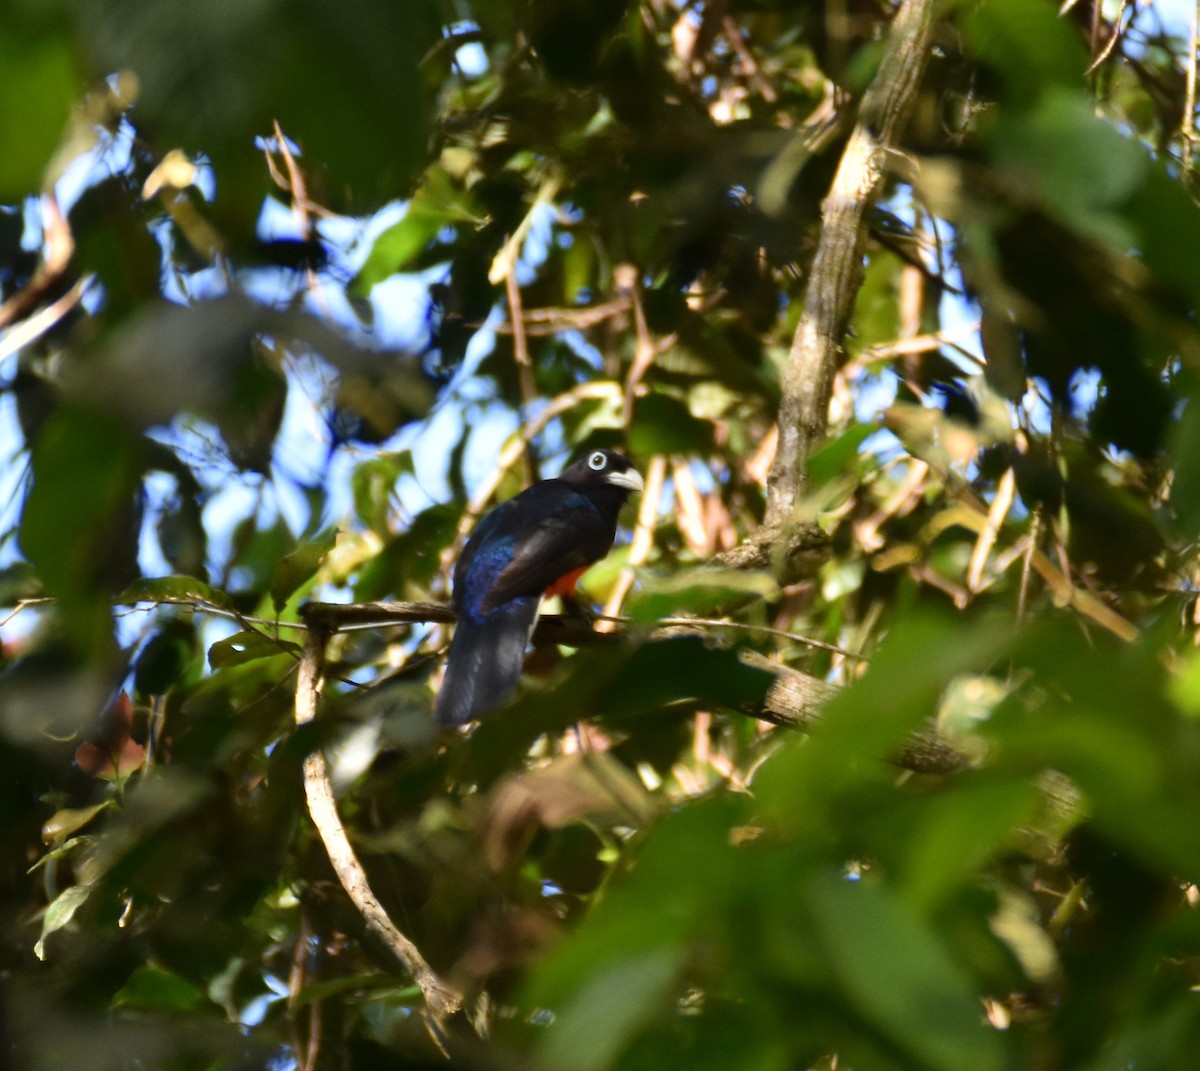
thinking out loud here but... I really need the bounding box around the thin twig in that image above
[0,276,90,365]
[597,454,666,631]
[721,13,778,103]
[485,295,632,336]
[600,613,867,661]
[0,195,74,331]
[622,273,659,427]
[504,268,537,420]
[966,466,1016,593]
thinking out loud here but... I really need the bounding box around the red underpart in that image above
[544,566,588,599]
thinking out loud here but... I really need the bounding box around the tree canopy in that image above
[4,0,1200,1068]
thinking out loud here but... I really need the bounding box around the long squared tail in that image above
[434,598,539,727]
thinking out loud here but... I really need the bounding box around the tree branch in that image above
[741,650,969,775]
[303,600,965,773]
[293,616,462,1026]
[765,0,937,528]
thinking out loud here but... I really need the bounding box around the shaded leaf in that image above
[111,964,207,1013]
[625,567,779,622]
[804,870,1004,1071]
[120,575,234,611]
[208,631,299,669]
[538,946,684,1071]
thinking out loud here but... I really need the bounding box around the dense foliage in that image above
[4,1,1200,1068]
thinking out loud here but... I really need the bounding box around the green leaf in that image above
[40,802,113,845]
[19,407,144,609]
[962,0,1087,106]
[208,631,299,669]
[628,393,715,456]
[35,883,93,960]
[894,776,1041,914]
[805,422,875,491]
[119,575,234,611]
[269,530,337,613]
[991,90,1145,250]
[134,621,197,695]
[352,165,483,294]
[539,946,683,1071]
[1169,391,1200,540]
[625,568,779,623]
[0,29,78,198]
[111,965,207,1012]
[805,871,1003,1071]
[351,450,415,535]
[0,561,43,604]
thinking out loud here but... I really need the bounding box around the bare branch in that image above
[741,651,969,775]
[294,618,462,1026]
[765,0,938,528]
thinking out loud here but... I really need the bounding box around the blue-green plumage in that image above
[435,450,642,727]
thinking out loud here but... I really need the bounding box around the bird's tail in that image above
[434,598,539,727]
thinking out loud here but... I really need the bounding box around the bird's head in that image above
[559,449,644,495]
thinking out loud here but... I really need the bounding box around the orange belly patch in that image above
[544,566,588,599]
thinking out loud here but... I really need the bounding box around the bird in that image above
[435,449,644,727]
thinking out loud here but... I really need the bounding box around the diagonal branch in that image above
[294,617,462,1026]
[765,0,937,529]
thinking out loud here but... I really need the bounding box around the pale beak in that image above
[606,468,644,493]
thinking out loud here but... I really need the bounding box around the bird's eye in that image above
[588,451,607,471]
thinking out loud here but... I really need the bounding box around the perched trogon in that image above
[435,449,643,727]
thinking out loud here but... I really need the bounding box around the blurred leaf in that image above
[804,870,1004,1071]
[1169,390,1200,539]
[805,422,875,490]
[893,776,1041,914]
[111,964,207,1012]
[991,91,1145,250]
[269,530,337,613]
[134,621,197,695]
[625,567,779,622]
[0,561,43,604]
[628,393,715,456]
[539,945,684,1071]
[68,295,433,432]
[962,0,1087,106]
[351,450,414,536]
[0,27,78,198]
[756,612,1011,823]
[216,346,287,474]
[19,406,144,604]
[525,797,745,1000]
[352,164,483,294]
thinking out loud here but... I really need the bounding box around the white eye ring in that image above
[588,451,607,471]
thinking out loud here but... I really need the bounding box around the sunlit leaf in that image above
[35,883,93,960]
[41,802,113,845]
